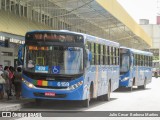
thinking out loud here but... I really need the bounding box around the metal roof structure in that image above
[0,0,152,50]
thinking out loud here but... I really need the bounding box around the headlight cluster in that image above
[69,81,83,90]
[122,77,129,82]
[22,78,35,88]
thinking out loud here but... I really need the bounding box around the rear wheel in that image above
[154,72,158,78]
[139,79,147,89]
[103,82,111,101]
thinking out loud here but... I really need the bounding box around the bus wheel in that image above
[128,86,133,91]
[128,81,134,91]
[83,87,91,107]
[139,79,147,89]
[103,82,111,101]
[35,99,42,105]
[154,72,158,78]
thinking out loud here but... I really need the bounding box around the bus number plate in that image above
[45,92,55,96]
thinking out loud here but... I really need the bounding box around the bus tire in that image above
[83,86,91,107]
[103,82,111,101]
[128,80,134,91]
[128,86,133,91]
[139,79,147,89]
[154,72,158,78]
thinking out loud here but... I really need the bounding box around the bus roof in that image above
[85,34,119,47]
[120,46,153,56]
[26,30,119,47]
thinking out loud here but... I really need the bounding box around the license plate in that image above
[45,92,55,96]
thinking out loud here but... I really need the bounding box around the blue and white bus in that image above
[21,30,120,107]
[119,47,153,91]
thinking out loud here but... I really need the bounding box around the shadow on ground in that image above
[22,97,118,111]
[114,87,151,93]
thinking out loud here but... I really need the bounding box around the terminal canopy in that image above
[2,0,152,49]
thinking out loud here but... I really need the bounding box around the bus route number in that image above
[35,66,48,73]
[38,66,45,71]
[57,82,69,87]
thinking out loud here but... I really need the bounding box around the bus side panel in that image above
[145,67,152,84]
[111,66,119,91]
[139,67,145,86]
[132,66,152,86]
[83,65,119,99]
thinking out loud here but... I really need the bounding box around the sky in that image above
[117,0,158,24]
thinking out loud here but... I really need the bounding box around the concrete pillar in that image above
[0,0,2,9]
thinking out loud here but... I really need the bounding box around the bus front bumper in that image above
[21,82,84,100]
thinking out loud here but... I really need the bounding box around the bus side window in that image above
[110,47,113,65]
[95,43,99,65]
[136,54,138,66]
[87,41,91,50]
[107,46,110,65]
[144,56,146,66]
[112,47,115,65]
[98,44,101,65]
[142,55,144,66]
[100,45,103,65]
[115,48,117,65]
[105,45,108,65]
[138,55,140,66]
[147,56,149,67]
[103,45,106,65]
[118,48,120,65]
[133,54,135,66]
[91,42,94,65]
[94,43,96,65]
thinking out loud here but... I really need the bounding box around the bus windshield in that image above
[120,54,130,74]
[24,45,83,75]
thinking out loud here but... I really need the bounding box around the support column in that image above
[0,0,2,9]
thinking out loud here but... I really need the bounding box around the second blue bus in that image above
[119,47,153,91]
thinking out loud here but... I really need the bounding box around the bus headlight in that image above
[22,78,35,88]
[122,77,129,81]
[69,81,83,90]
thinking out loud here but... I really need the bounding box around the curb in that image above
[0,99,34,111]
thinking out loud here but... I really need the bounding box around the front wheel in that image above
[103,82,111,101]
[128,81,134,91]
[128,86,133,91]
[82,86,92,107]
[82,98,90,108]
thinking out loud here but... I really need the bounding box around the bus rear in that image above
[22,31,86,101]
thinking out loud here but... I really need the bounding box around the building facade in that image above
[0,46,14,69]
[140,19,160,61]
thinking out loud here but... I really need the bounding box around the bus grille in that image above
[35,85,68,89]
